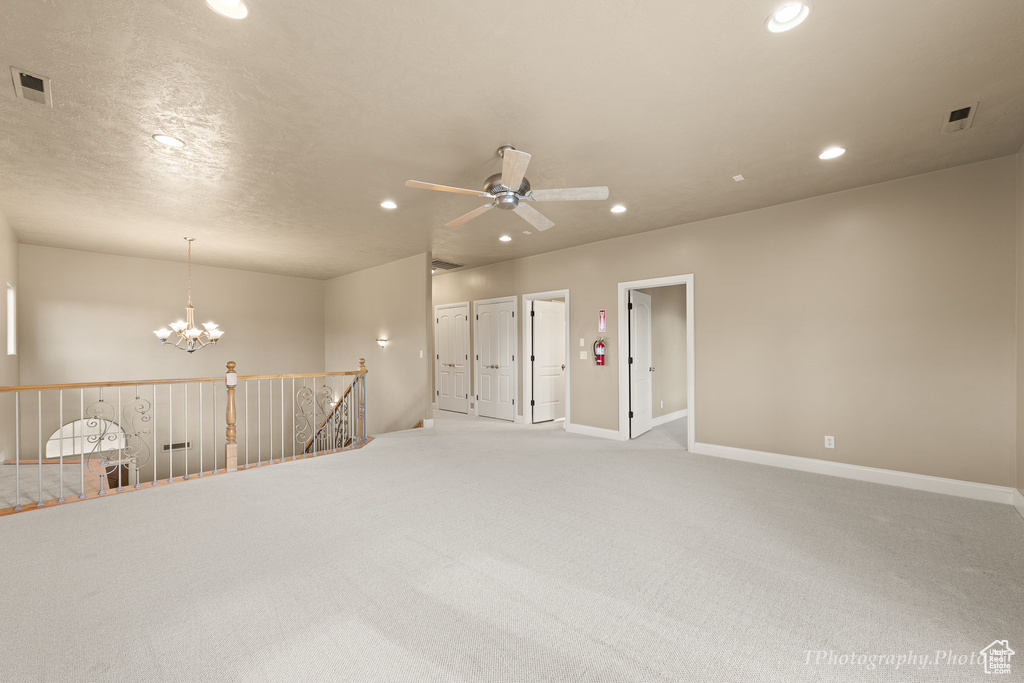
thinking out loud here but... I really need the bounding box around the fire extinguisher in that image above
[594,338,606,366]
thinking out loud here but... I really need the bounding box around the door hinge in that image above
[465,394,468,399]
[530,400,535,406]
[628,302,633,310]
[465,354,468,359]
[436,354,439,359]
[629,410,634,418]
[436,390,439,396]
[531,355,535,361]
[476,354,479,360]
[512,355,515,361]
[512,398,515,405]
[476,314,479,320]
[476,395,479,400]
[436,318,439,323]
[629,357,633,364]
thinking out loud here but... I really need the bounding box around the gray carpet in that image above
[0,411,1021,682]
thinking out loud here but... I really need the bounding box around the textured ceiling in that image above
[0,0,1022,279]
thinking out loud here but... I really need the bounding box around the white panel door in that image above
[476,299,516,421]
[629,290,653,437]
[435,303,469,413]
[532,300,565,423]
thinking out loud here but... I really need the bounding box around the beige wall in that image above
[638,285,687,418]
[436,156,1018,487]
[0,210,19,463]
[1017,147,1024,496]
[325,253,432,435]
[18,245,325,384]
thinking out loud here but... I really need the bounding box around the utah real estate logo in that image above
[981,640,1014,676]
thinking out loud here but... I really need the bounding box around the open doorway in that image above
[617,275,694,449]
[522,290,570,427]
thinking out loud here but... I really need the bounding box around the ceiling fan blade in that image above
[513,203,555,231]
[446,204,494,228]
[529,186,610,202]
[501,150,531,191]
[405,180,490,197]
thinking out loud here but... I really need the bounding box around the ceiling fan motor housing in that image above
[484,172,530,209]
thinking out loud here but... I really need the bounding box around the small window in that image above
[6,283,15,356]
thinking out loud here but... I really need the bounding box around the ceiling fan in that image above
[405,146,609,231]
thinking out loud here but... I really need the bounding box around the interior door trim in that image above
[616,275,695,449]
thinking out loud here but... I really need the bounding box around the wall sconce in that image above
[376,338,388,348]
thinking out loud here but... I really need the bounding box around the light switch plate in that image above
[580,351,587,360]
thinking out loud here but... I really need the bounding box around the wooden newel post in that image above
[359,358,366,373]
[225,361,238,472]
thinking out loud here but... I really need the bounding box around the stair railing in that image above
[0,359,369,516]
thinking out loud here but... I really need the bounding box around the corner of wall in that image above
[1016,145,1024,496]
[0,207,18,464]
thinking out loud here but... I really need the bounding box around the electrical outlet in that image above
[824,436,835,449]
[580,351,587,360]
[419,350,423,358]
[580,338,585,347]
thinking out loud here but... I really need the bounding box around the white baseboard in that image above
[421,419,434,429]
[514,413,525,425]
[566,423,626,441]
[1013,488,1024,521]
[691,442,1017,505]
[652,409,688,427]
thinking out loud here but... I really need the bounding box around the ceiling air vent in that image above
[431,259,463,271]
[940,102,978,135]
[10,67,52,107]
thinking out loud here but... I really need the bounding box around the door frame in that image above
[522,289,570,429]
[434,301,470,413]
[472,296,518,419]
[617,275,694,449]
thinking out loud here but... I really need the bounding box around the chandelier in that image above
[154,237,224,353]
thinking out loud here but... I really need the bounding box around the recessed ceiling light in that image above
[766,3,810,32]
[380,200,397,209]
[732,175,745,182]
[499,235,512,242]
[152,134,185,148]
[205,0,249,19]
[610,204,627,213]
[819,146,846,160]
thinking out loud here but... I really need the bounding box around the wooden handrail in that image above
[304,382,355,452]
[235,370,366,381]
[0,367,368,393]
[0,377,225,393]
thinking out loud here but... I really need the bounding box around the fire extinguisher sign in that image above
[599,309,606,333]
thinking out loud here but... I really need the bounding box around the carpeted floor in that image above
[0,411,1021,682]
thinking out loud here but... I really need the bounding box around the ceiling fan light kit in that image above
[405,146,610,232]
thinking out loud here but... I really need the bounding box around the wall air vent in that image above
[940,102,978,135]
[10,67,52,107]
[431,259,463,271]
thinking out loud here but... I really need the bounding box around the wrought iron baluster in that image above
[183,383,189,481]
[14,392,21,511]
[168,384,174,484]
[58,389,65,503]
[80,390,86,499]
[37,390,43,507]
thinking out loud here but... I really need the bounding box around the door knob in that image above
[561,364,565,370]
[650,366,655,372]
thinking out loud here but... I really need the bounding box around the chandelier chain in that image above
[186,237,195,306]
